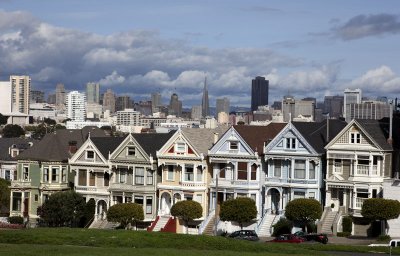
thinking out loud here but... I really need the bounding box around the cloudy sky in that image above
[1,0,400,107]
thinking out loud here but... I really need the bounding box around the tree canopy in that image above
[38,190,86,227]
[0,178,11,214]
[107,203,144,229]
[285,198,322,231]
[171,200,202,233]
[220,197,257,229]
[361,198,400,221]
[2,124,25,138]
[0,113,8,125]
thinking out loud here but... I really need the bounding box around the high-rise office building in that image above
[116,109,140,126]
[86,82,100,104]
[55,83,66,107]
[30,90,45,103]
[66,91,86,121]
[345,101,391,122]
[323,95,343,119]
[151,92,162,113]
[169,93,182,117]
[282,95,296,122]
[11,75,31,114]
[251,76,269,111]
[216,97,230,117]
[116,95,132,111]
[202,77,209,117]
[343,88,362,120]
[103,89,116,113]
[191,105,202,120]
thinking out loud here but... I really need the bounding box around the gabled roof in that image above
[90,136,127,158]
[0,138,37,162]
[132,131,175,158]
[181,126,229,156]
[17,127,108,162]
[234,123,286,154]
[355,119,392,151]
[293,119,347,154]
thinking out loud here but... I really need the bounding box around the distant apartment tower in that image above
[323,95,343,119]
[55,83,66,107]
[151,92,162,113]
[86,82,100,104]
[343,88,362,120]
[202,77,209,117]
[169,93,182,117]
[116,109,140,126]
[116,95,132,111]
[30,90,45,103]
[216,97,230,116]
[66,91,86,121]
[11,75,31,114]
[103,89,116,113]
[251,76,269,111]
[191,105,202,120]
[282,95,296,122]
[345,101,391,122]
[295,99,315,120]
[0,81,11,114]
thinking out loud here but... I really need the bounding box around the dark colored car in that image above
[269,234,305,243]
[294,231,329,244]
[228,230,259,241]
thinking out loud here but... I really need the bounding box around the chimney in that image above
[214,133,219,144]
[68,140,78,154]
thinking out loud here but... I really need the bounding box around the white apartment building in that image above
[66,91,86,121]
[116,109,140,126]
[343,88,362,121]
[11,75,31,114]
[0,81,12,114]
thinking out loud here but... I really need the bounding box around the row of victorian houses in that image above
[1,117,399,236]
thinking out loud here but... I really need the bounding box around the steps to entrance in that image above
[321,211,337,235]
[202,216,216,235]
[152,216,170,232]
[258,214,279,237]
[89,219,119,229]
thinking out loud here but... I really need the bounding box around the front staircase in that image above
[257,214,280,237]
[89,219,119,229]
[151,216,170,232]
[202,215,216,235]
[320,210,337,235]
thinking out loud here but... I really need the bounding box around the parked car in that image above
[228,230,259,241]
[268,234,305,243]
[293,231,329,244]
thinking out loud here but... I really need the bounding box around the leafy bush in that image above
[285,198,322,232]
[272,218,293,237]
[8,216,24,224]
[0,178,11,212]
[220,197,257,229]
[362,198,400,235]
[342,216,352,233]
[107,203,144,229]
[377,234,391,242]
[337,232,351,237]
[171,200,202,233]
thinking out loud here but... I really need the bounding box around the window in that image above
[147,170,153,185]
[127,147,136,156]
[250,194,256,202]
[334,159,342,173]
[86,150,94,159]
[125,196,132,203]
[294,191,305,199]
[184,166,194,181]
[218,163,226,178]
[229,141,238,150]
[89,172,95,186]
[350,132,361,144]
[51,168,59,183]
[78,170,87,186]
[5,170,10,181]
[294,160,306,179]
[196,166,203,182]
[135,167,144,185]
[356,188,369,198]
[146,196,153,214]
[167,165,174,181]
[61,167,67,182]
[286,138,296,149]
[34,194,39,202]
[274,160,282,177]
[308,192,315,199]
[104,173,110,186]
[237,162,248,180]
[251,165,257,180]
[175,143,185,153]
[135,196,144,205]
[43,167,49,182]
[184,194,193,200]
[309,162,315,179]
[23,165,29,180]
[120,170,126,183]
[195,194,203,204]
[12,192,22,211]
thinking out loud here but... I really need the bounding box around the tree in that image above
[79,198,96,228]
[39,190,86,227]
[361,198,400,235]
[107,203,144,229]
[43,118,56,126]
[2,124,25,138]
[220,197,257,229]
[0,178,11,214]
[0,113,8,125]
[285,198,322,232]
[170,200,202,234]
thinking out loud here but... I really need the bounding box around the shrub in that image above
[285,198,322,232]
[171,200,202,234]
[107,203,144,229]
[377,234,391,242]
[8,216,24,224]
[337,232,351,237]
[220,197,257,229]
[272,218,293,237]
[342,216,352,233]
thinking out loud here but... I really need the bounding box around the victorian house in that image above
[263,120,346,236]
[322,119,392,236]
[10,127,106,226]
[108,132,174,228]
[155,127,227,233]
[207,123,285,234]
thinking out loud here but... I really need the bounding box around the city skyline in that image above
[0,1,399,107]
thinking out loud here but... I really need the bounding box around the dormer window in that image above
[229,141,238,150]
[86,150,94,159]
[127,147,136,156]
[11,149,19,158]
[286,138,296,149]
[350,132,361,144]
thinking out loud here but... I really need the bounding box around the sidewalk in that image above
[260,236,379,245]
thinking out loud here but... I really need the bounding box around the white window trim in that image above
[229,141,239,151]
[166,166,175,181]
[86,150,95,160]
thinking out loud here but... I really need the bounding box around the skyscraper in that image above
[116,95,132,111]
[151,92,162,113]
[216,97,230,117]
[202,77,209,117]
[103,89,116,113]
[251,76,269,111]
[30,90,45,103]
[66,91,86,121]
[55,83,66,107]
[11,75,31,114]
[86,82,100,104]
[343,88,362,120]
[169,93,182,117]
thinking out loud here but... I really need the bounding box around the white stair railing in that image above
[198,209,215,234]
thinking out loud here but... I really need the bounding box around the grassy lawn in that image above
[0,228,398,256]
